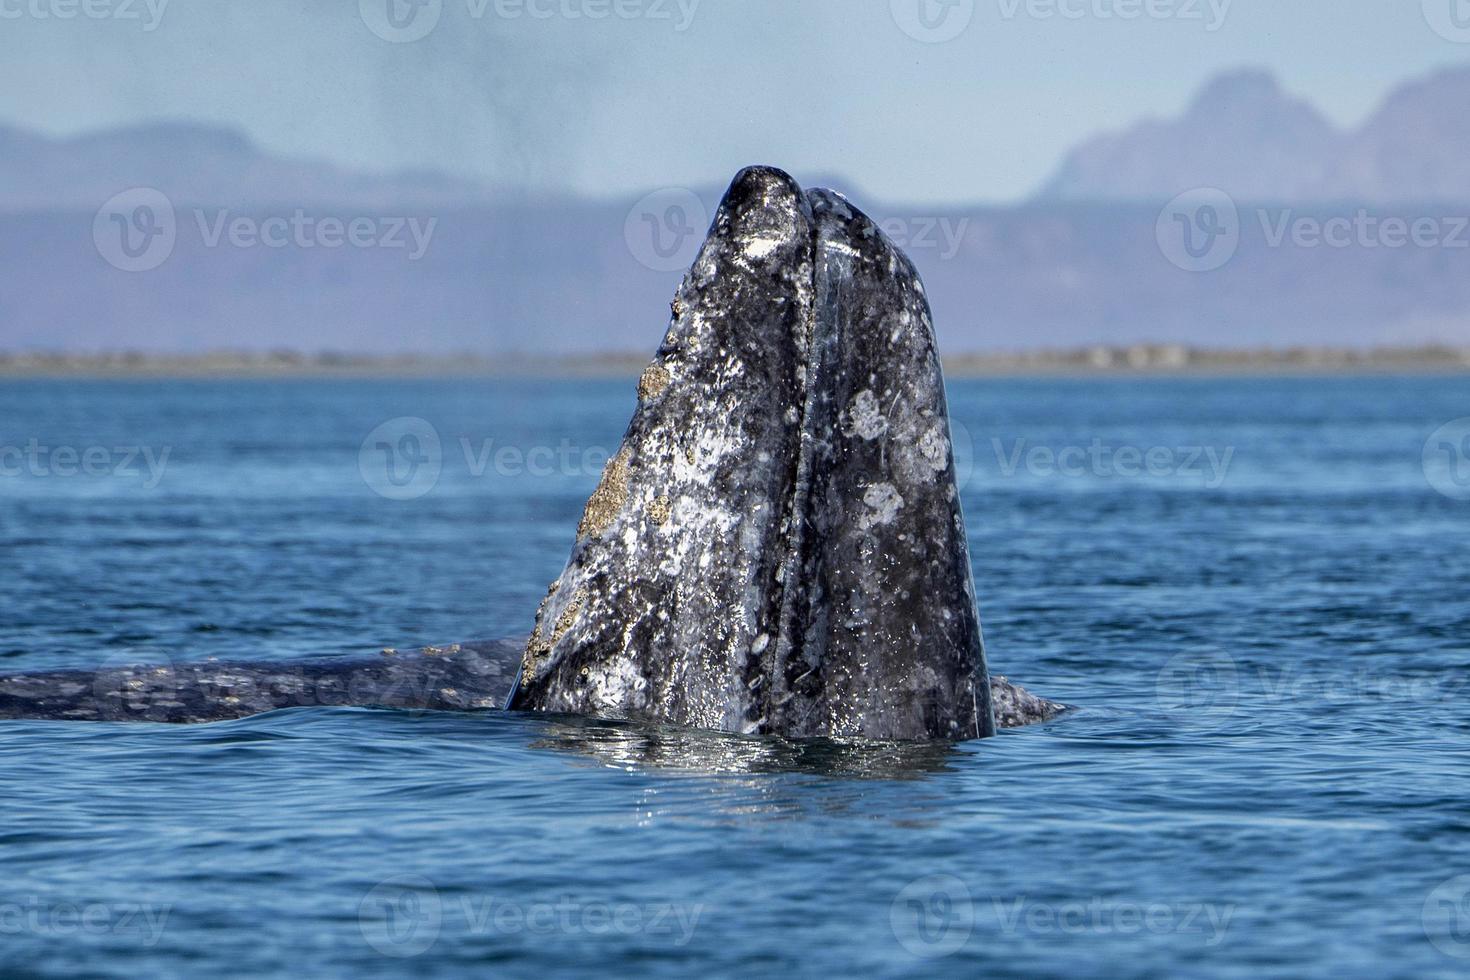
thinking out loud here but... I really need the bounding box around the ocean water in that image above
[1,375,1468,979]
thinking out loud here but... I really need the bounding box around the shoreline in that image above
[2,346,1468,380]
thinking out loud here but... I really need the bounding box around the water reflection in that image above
[525,712,964,778]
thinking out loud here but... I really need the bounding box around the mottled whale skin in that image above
[512,168,817,735]
[0,167,1066,736]
[511,168,1046,740]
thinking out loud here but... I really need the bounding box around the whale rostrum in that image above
[511,167,1011,740]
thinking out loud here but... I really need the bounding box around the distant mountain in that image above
[1040,65,1470,205]
[0,121,495,211]
[1321,66,1470,205]
[1039,69,1342,204]
[2,66,1470,355]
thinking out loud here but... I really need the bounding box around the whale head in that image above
[510,166,995,741]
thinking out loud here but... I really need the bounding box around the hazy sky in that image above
[0,0,1464,203]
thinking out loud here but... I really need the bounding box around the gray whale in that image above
[512,168,1022,739]
[0,167,1065,737]
[0,641,1059,729]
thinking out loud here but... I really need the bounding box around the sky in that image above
[0,0,1465,204]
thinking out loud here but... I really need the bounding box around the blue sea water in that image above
[1,375,1468,979]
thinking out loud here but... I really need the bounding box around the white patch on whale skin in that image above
[889,309,913,344]
[846,389,888,441]
[858,482,904,530]
[742,234,785,260]
[588,656,648,714]
[918,423,950,472]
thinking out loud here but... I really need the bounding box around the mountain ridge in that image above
[1039,64,1470,205]
[2,65,1468,353]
